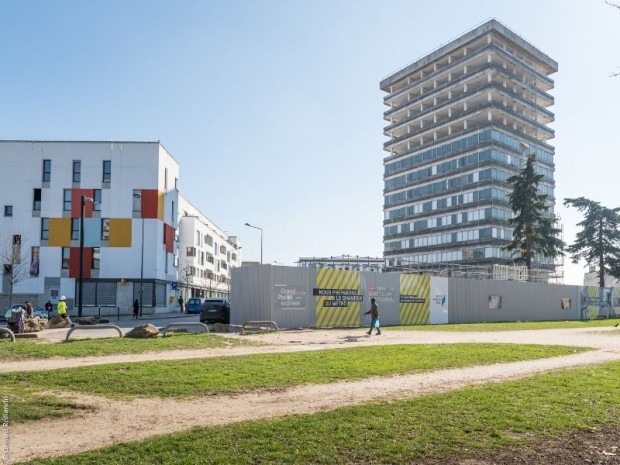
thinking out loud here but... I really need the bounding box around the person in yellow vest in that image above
[57,296,73,328]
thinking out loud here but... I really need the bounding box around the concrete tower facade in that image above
[381,20,557,273]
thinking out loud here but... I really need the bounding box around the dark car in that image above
[200,298,230,324]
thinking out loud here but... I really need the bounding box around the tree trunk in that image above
[598,217,605,288]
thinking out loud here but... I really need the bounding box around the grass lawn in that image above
[391,318,620,332]
[5,343,587,402]
[22,360,620,464]
[0,332,259,362]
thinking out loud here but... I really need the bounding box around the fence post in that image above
[117,306,120,321]
[98,307,101,317]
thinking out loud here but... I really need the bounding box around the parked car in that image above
[3,303,55,323]
[186,297,205,314]
[200,298,230,324]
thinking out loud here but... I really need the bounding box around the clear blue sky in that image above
[2,0,619,284]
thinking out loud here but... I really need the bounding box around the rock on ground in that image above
[47,315,69,329]
[124,324,160,338]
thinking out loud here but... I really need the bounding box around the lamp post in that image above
[78,195,93,318]
[244,222,263,265]
[133,194,145,317]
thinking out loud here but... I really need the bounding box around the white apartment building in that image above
[177,196,241,300]
[0,140,237,314]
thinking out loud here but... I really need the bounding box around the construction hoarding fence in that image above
[231,265,616,329]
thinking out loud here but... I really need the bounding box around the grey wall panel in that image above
[231,266,272,324]
[271,266,314,328]
[360,271,401,326]
[448,278,580,323]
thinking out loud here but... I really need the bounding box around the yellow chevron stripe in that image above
[399,274,430,325]
[315,269,361,328]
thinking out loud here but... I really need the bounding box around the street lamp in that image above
[78,195,93,318]
[133,193,145,317]
[244,222,263,265]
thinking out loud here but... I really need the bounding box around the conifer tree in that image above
[503,154,564,275]
[563,197,620,287]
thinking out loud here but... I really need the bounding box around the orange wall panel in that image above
[109,218,132,247]
[48,218,71,247]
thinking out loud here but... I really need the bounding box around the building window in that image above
[171,201,175,224]
[101,218,110,240]
[32,189,42,211]
[196,231,201,246]
[61,247,70,269]
[42,159,51,182]
[4,206,12,217]
[41,218,50,240]
[164,168,168,190]
[206,235,213,246]
[102,161,111,182]
[30,246,40,276]
[63,190,72,211]
[71,219,80,240]
[186,247,196,257]
[132,190,142,213]
[92,247,100,269]
[93,189,102,211]
[72,161,81,183]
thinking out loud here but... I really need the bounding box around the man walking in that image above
[364,297,381,336]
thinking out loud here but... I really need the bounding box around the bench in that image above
[65,324,123,342]
[162,322,209,337]
[0,328,15,343]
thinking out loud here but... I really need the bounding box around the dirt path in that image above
[6,328,620,463]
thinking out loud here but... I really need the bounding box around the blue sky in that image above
[2,0,619,284]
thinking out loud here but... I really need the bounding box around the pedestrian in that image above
[178,295,184,313]
[45,300,53,318]
[24,301,33,319]
[364,297,381,336]
[133,299,140,319]
[57,296,73,328]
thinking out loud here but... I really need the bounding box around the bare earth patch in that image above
[6,327,620,463]
[425,428,620,465]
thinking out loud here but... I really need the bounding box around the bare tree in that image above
[180,265,194,299]
[607,1,620,76]
[1,234,31,307]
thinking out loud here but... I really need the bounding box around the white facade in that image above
[177,195,242,299]
[584,267,620,287]
[0,140,188,314]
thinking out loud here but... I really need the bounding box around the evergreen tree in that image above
[563,197,620,287]
[503,154,564,274]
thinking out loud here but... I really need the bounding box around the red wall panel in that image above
[71,189,95,218]
[164,224,175,254]
[69,247,93,279]
[141,189,159,219]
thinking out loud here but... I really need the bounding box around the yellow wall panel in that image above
[48,218,71,247]
[157,192,164,221]
[109,218,132,247]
